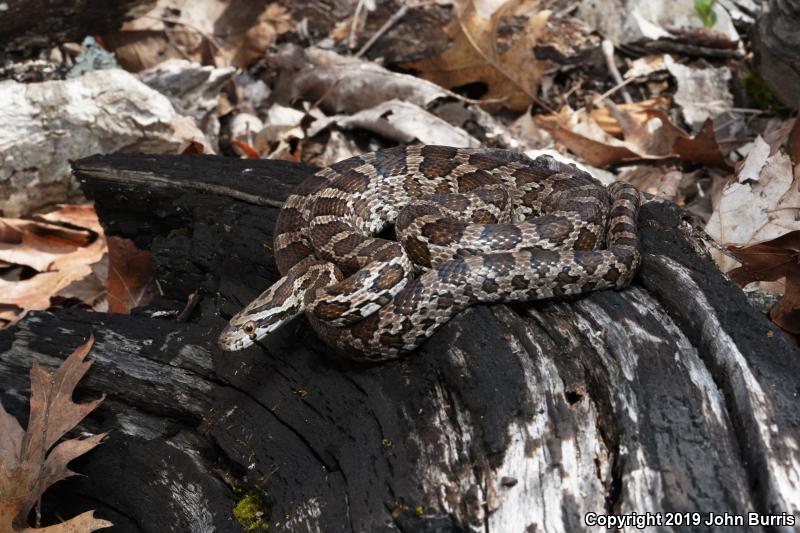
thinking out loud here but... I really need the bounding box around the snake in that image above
[217,145,641,361]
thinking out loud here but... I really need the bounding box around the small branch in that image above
[349,0,369,50]
[601,39,632,104]
[594,76,639,105]
[355,4,410,58]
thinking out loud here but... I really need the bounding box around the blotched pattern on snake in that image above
[218,145,641,361]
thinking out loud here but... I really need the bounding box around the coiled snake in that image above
[218,145,641,361]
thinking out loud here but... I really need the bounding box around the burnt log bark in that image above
[1,153,799,532]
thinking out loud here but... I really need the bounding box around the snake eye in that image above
[242,321,256,336]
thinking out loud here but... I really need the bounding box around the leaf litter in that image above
[0,337,111,532]
[0,206,161,327]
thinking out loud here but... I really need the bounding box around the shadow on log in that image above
[1,153,798,532]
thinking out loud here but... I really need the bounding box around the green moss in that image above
[233,493,270,531]
[742,70,783,110]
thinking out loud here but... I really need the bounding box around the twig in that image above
[561,81,582,107]
[355,3,410,58]
[349,0,369,50]
[594,76,639,105]
[726,107,770,115]
[601,39,632,104]
[177,290,202,322]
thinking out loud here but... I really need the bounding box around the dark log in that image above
[1,153,799,532]
[0,0,155,53]
[753,0,800,109]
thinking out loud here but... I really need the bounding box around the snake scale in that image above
[218,145,641,361]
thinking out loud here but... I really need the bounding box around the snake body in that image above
[218,145,641,361]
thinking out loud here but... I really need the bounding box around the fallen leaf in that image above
[231,3,293,68]
[671,118,730,169]
[137,59,237,124]
[404,0,550,112]
[0,206,107,322]
[254,104,307,158]
[231,139,262,160]
[180,139,207,155]
[19,510,113,533]
[0,306,24,328]
[1,218,92,250]
[305,130,364,168]
[269,45,453,115]
[0,273,92,310]
[534,103,731,169]
[0,337,111,532]
[706,140,800,273]
[728,231,800,334]
[581,98,670,138]
[0,227,86,272]
[308,99,480,148]
[38,205,103,234]
[104,0,293,71]
[664,55,733,130]
[106,237,161,313]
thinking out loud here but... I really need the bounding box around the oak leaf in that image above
[106,237,161,314]
[404,0,550,112]
[534,103,731,169]
[728,231,800,334]
[0,337,111,532]
[0,206,107,318]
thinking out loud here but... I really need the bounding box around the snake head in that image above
[217,258,340,351]
[218,319,265,351]
[217,291,302,351]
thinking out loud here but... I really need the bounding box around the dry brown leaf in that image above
[0,229,84,272]
[0,306,23,327]
[547,122,642,167]
[104,0,293,71]
[1,218,92,250]
[404,0,550,112]
[231,139,262,160]
[38,206,103,234]
[106,237,161,314]
[19,510,112,533]
[0,273,88,310]
[535,103,731,169]
[581,98,670,137]
[231,3,293,68]
[180,139,208,155]
[0,206,107,321]
[617,166,686,200]
[0,337,111,532]
[728,231,800,334]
